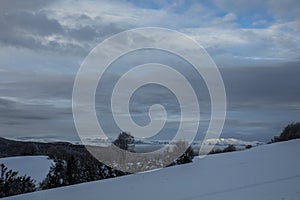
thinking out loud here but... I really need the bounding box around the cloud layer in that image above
[0,0,299,142]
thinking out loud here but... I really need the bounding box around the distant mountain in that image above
[202,138,264,148]
[0,137,264,158]
[80,137,263,147]
[0,137,89,159]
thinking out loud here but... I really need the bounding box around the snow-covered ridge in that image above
[5,139,300,200]
[202,138,263,147]
[15,137,264,148]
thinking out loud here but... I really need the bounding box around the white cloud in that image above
[182,20,300,66]
[0,0,299,66]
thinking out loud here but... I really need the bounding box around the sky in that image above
[0,0,299,143]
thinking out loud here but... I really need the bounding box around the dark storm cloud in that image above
[0,0,299,142]
[220,62,300,107]
[0,56,299,141]
[0,0,54,12]
[0,97,71,127]
[0,74,74,100]
[0,74,76,139]
[0,0,63,48]
[0,10,65,51]
[66,20,123,43]
[0,1,125,55]
[0,71,74,138]
[68,25,98,42]
[0,11,63,36]
[0,99,68,121]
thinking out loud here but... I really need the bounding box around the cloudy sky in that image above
[0,0,299,142]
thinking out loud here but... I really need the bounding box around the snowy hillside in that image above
[4,140,300,200]
[0,156,53,184]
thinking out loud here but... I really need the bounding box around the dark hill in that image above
[0,137,90,160]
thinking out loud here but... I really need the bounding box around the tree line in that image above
[0,132,195,197]
[2,122,300,198]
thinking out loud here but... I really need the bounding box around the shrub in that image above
[40,155,125,190]
[0,163,36,198]
[168,141,194,166]
[272,122,300,142]
[223,144,236,152]
[209,145,236,154]
[113,132,134,151]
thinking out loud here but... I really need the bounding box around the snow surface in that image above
[0,156,53,184]
[4,140,300,200]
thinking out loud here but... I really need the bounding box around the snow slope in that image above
[0,156,53,184]
[4,140,300,200]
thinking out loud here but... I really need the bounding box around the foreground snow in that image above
[0,156,53,184]
[4,140,300,200]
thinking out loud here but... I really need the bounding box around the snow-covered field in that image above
[0,156,53,184]
[3,140,300,200]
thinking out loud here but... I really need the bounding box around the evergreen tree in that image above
[40,159,66,189]
[273,122,300,142]
[0,163,36,198]
[168,141,195,166]
[113,132,134,151]
[176,145,194,165]
[65,155,80,185]
[223,144,236,152]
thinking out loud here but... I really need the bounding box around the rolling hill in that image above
[3,139,300,200]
